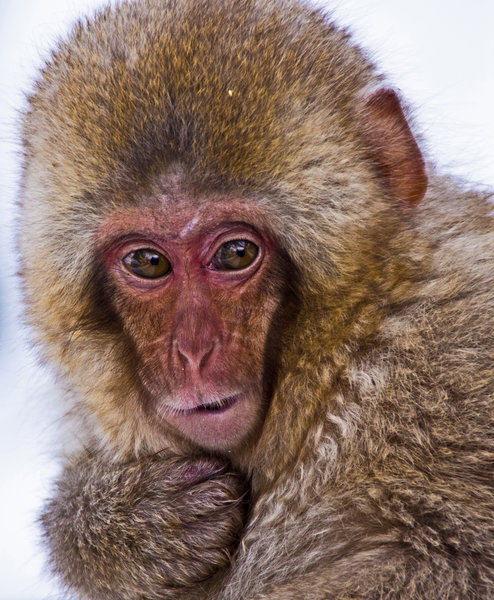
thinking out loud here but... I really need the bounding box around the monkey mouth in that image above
[167,394,240,416]
[193,395,239,414]
[159,391,258,450]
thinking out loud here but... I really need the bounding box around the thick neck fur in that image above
[233,203,428,491]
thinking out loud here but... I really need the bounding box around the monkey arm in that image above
[244,546,489,600]
[41,452,247,600]
[219,510,490,600]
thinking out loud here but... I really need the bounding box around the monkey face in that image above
[99,188,283,451]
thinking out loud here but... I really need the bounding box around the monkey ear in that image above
[355,87,428,205]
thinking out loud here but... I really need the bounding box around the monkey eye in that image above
[122,249,172,279]
[212,240,259,270]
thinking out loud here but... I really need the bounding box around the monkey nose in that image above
[176,339,215,373]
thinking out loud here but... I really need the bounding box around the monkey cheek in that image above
[159,392,262,451]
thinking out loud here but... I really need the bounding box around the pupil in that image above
[237,248,246,257]
[150,255,159,266]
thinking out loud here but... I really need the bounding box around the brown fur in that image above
[41,453,246,599]
[19,0,494,598]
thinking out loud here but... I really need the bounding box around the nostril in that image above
[198,341,215,370]
[176,347,188,370]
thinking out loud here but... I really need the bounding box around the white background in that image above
[0,1,493,598]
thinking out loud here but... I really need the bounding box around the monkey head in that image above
[19,0,426,461]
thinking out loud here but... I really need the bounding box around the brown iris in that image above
[212,240,259,270]
[123,249,171,278]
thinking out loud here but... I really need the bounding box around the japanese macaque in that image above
[19,0,494,598]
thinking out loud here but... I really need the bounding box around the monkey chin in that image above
[157,391,262,452]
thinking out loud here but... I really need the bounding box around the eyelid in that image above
[114,237,166,255]
[206,227,262,260]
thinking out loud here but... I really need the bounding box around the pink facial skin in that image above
[99,193,283,451]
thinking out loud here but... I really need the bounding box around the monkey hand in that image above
[41,452,247,600]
